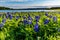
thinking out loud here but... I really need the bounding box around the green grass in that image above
[0,12,60,40]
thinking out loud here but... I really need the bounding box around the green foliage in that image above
[0,12,60,40]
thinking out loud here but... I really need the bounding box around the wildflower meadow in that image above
[0,12,60,40]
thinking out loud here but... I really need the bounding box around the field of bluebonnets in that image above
[0,12,60,40]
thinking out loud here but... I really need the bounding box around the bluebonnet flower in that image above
[28,16,32,20]
[6,15,8,18]
[16,16,20,20]
[23,16,26,19]
[10,16,12,19]
[2,19,6,23]
[6,12,12,19]
[28,20,32,24]
[34,23,39,32]
[45,13,48,16]
[35,16,40,22]
[44,19,49,24]
[36,19,39,22]
[23,20,28,25]
[0,23,4,28]
[7,12,11,16]
[9,14,13,19]
[53,16,57,22]
[35,16,40,20]
[49,15,52,18]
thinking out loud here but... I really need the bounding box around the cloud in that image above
[0,0,34,2]
[10,0,27,1]
[0,0,60,9]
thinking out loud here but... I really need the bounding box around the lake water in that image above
[0,10,60,12]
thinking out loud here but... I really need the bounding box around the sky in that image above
[0,0,60,9]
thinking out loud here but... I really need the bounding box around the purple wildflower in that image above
[16,16,20,20]
[36,19,39,22]
[35,16,40,22]
[34,23,39,32]
[45,13,48,16]
[23,16,26,19]
[0,23,4,28]
[28,16,32,20]
[53,16,57,22]
[6,15,8,19]
[49,15,52,18]
[7,12,11,16]
[23,20,28,25]
[2,19,6,23]
[28,21,32,24]
[9,14,13,19]
[44,19,49,24]
[35,16,40,20]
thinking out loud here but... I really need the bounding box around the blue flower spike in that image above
[34,23,39,32]
[9,14,13,19]
[23,20,28,25]
[49,15,52,18]
[53,16,57,22]
[7,12,11,16]
[44,19,49,24]
[45,13,48,16]
[23,16,26,19]
[6,12,12,19]
[35,16,40,20]
[2,19,6,23]
[0,23,4,28]
[28,15,32,20]
[6,15,8,19]
[35,16,40,22]
[16,16,20,20]
[28,20,32,24]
